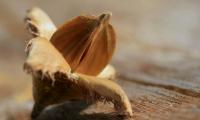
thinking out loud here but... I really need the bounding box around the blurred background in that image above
[1,0,200,119]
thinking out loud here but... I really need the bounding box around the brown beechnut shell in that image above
[51,13,116,76]
[24,7,133,118]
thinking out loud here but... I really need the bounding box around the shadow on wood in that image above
[35,101,127,120]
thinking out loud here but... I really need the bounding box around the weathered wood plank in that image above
[2,77,200,120]
[119,79,200,120]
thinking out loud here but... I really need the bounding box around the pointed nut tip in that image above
[106,12,112,17]
[99,12,112,23]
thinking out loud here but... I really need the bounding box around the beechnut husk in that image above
[24,7,133,118]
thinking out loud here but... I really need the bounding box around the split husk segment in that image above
[24,7,133,118]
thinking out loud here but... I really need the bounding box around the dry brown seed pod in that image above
[51,13,116,76]
[24,7,133,118]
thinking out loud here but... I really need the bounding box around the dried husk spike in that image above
[24,37,71,76]
[50,13,116,76]
[25,7,56,39]
[24,7,133,118]
[77,73,133,116]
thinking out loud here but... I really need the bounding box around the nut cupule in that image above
[24,7,133,118]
